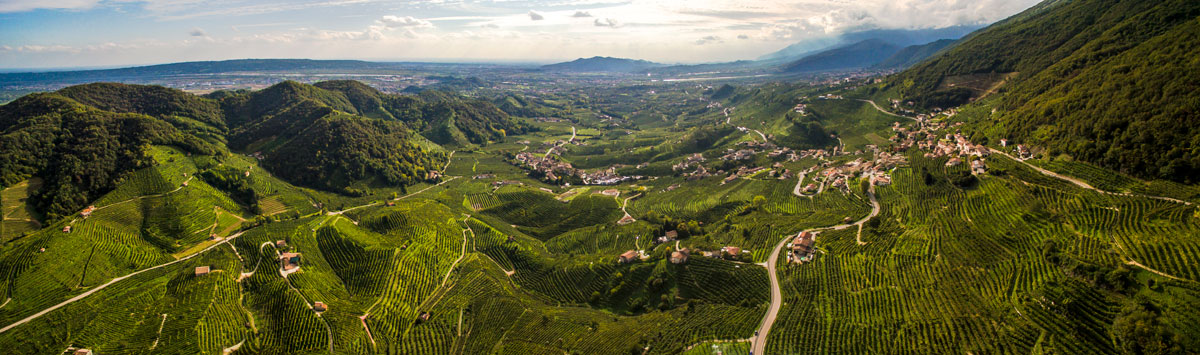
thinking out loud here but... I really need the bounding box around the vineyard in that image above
[763,153,1200,353]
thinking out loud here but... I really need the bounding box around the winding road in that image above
[989,148,1192,206]
[752,185,881,354]
[858,99,916,121]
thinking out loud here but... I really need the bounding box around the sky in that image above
[0,0,1041,69]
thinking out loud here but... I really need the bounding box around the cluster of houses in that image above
[891,121,998,175]
[792,103,808,115]
[511,152,642,186]
[802,149,906,194]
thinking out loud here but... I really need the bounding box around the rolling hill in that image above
[873,39,958,69]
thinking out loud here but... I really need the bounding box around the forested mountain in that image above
[782,39,902,73]
[0,80,525,203]
[881,0,1200,183]
[0,94,215,219]
[873,39,958,69]
[758,25,981,62]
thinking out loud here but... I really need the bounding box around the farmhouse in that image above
[313,302,327,312]
[195,266,210,276]
[670,249,690,264]
[80,205,95,218]
[722,246,742,258]
[617,215,636,225]
[275,240,287,249]
[74,349,93,355]
[280,253,302,271]
[418,312,431,322]
[62,226,71,233]
[618,250,639,263]
[790,232,816,263]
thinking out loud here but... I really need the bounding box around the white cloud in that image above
[379,15,433,29]
[528,10,544,21]
[0,0,98,13]
[695,35,721,45]
[737,34,749,40]
[571,11,592,18]
[593,18,619,28]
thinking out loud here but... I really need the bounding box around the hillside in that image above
[782,39,902,73]
[0,94,215,219]
[873,39,958,69]
[542,56,665,73]
[881,0,1200,183]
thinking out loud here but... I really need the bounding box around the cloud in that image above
[0,0,98,13]
[695,35,721,45]
[528,10,544,21]
[379,15,433,29]
[189,28,208,37]
[737,34,749,40]
[571,11,592,18]
[594,18,619,28]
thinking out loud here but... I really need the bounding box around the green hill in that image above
[882,0,1200,183]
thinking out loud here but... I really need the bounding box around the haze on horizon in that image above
[0,0,1040,69]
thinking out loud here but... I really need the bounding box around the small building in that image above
[670,249,690,264]
[280,253,302,270]
[313,302,327,312]
[946,157,962,167]
[80,205,96,218]
[386,201,396,207]
[244,171,251,177]
[427,170,442,180]
[418,312,431,322]
[618,250,639,263]
[722,246,741,257]
[275,240,287,249]
[617,215,636,225]
[874,176,891,186]
[181,180,189,187]
[62,226,72,233]
[664,230,679,240]
[74,349,93,355]
[195,266,210,276]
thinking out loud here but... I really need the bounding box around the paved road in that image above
[752,186,881,354]
[858,99,916,121]
[0,230,247,334]
[990,148,1192,206]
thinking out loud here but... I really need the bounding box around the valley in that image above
[1,1,1199,354]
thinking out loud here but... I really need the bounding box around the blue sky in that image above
[0,0,1041,69]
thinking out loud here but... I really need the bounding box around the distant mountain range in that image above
[541,56,666,73]
[758,25,982,62]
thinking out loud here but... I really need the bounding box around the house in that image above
[275,240,287,249]
[722,246,741,257]
[244,171,251,177]
[618,250,639,263]
[280,253,302,270]
[664,230,678,240]
[874,176,892,186]
[62,226,72,233]
[74,349,93,355]
[617,215,636,225]
[195,266,210,276]
[670,249,690,264]
[946,158,962,167]
[427,170,442,180]
[418,312,431,322]
[313,302,327,312]
[80,205,96,218]
[1000,139,1008,147]
[181,180,188,187]
[790,232,816,263]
